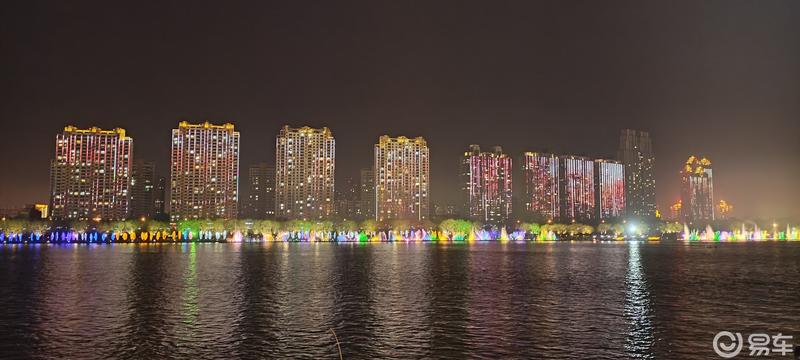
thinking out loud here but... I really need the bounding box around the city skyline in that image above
[36,122,740,225]
[9,119,797,222]
[23,122,796,223]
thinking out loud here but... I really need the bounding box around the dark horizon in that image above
[2,0,799,219]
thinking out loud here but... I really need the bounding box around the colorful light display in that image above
[3,221,797,244]
[595,159,625,220]
[560,155,595,222]
[50,126,133,221]
[522,152,560,221]
[680,156,714,223]
[461,145,513,223]
[680,223,800,241]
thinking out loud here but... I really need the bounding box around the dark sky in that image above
[2,0,798,219]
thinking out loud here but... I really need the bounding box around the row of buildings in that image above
[48,123,682,224]
[456,129,657,223]
[459,146,627,223]
[48,123,433,223]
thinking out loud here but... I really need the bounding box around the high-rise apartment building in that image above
[169,121,240,221]
[334,176,361,219]
[522,152,560,221]
[244,163,275,219]
[680,156,714,223]
[461,145,513,223]
[129,160,155,219]
[374,135,430,221]
[359,168,375,219]
[49,126,133,221]
[617,129,656,218]
[594,159,625,220]
[559,155,595,222]
[716,200,732,220]
[153,177,166,218]
[275,126,335,220]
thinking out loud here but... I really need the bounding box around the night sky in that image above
[2,0,798,219]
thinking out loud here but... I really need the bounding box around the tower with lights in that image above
[275,125,335,220]
[374,135,430,221]
[461,145,513,223]
[49,126,133,221]
[169,121,240,221]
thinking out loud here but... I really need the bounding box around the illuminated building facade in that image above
[244,163,275,219]
[153,177,166,218]
[522,152,560,221]
[669,200,682,221]
[275,126,335,219]
[169,121,240,221]
[334,176,360,219]
[434,204,457,218]
[1,205,46,219]
[559,155,595,222]
[716,200,732,220]
[49,126,132,221]
[617,129,656,218]
[594,159,625,220]
[461,145,513,223]
[374,135,430,221]
[129,160,155,219]
[680,156,714,223]
[359,168,375,219]
[34,204,48,219]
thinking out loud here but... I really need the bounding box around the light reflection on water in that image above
[624,241,655,358]
[1,242,799,359]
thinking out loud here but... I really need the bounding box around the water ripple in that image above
[0,242,798,359]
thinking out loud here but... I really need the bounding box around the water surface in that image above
[1,242,798,359]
